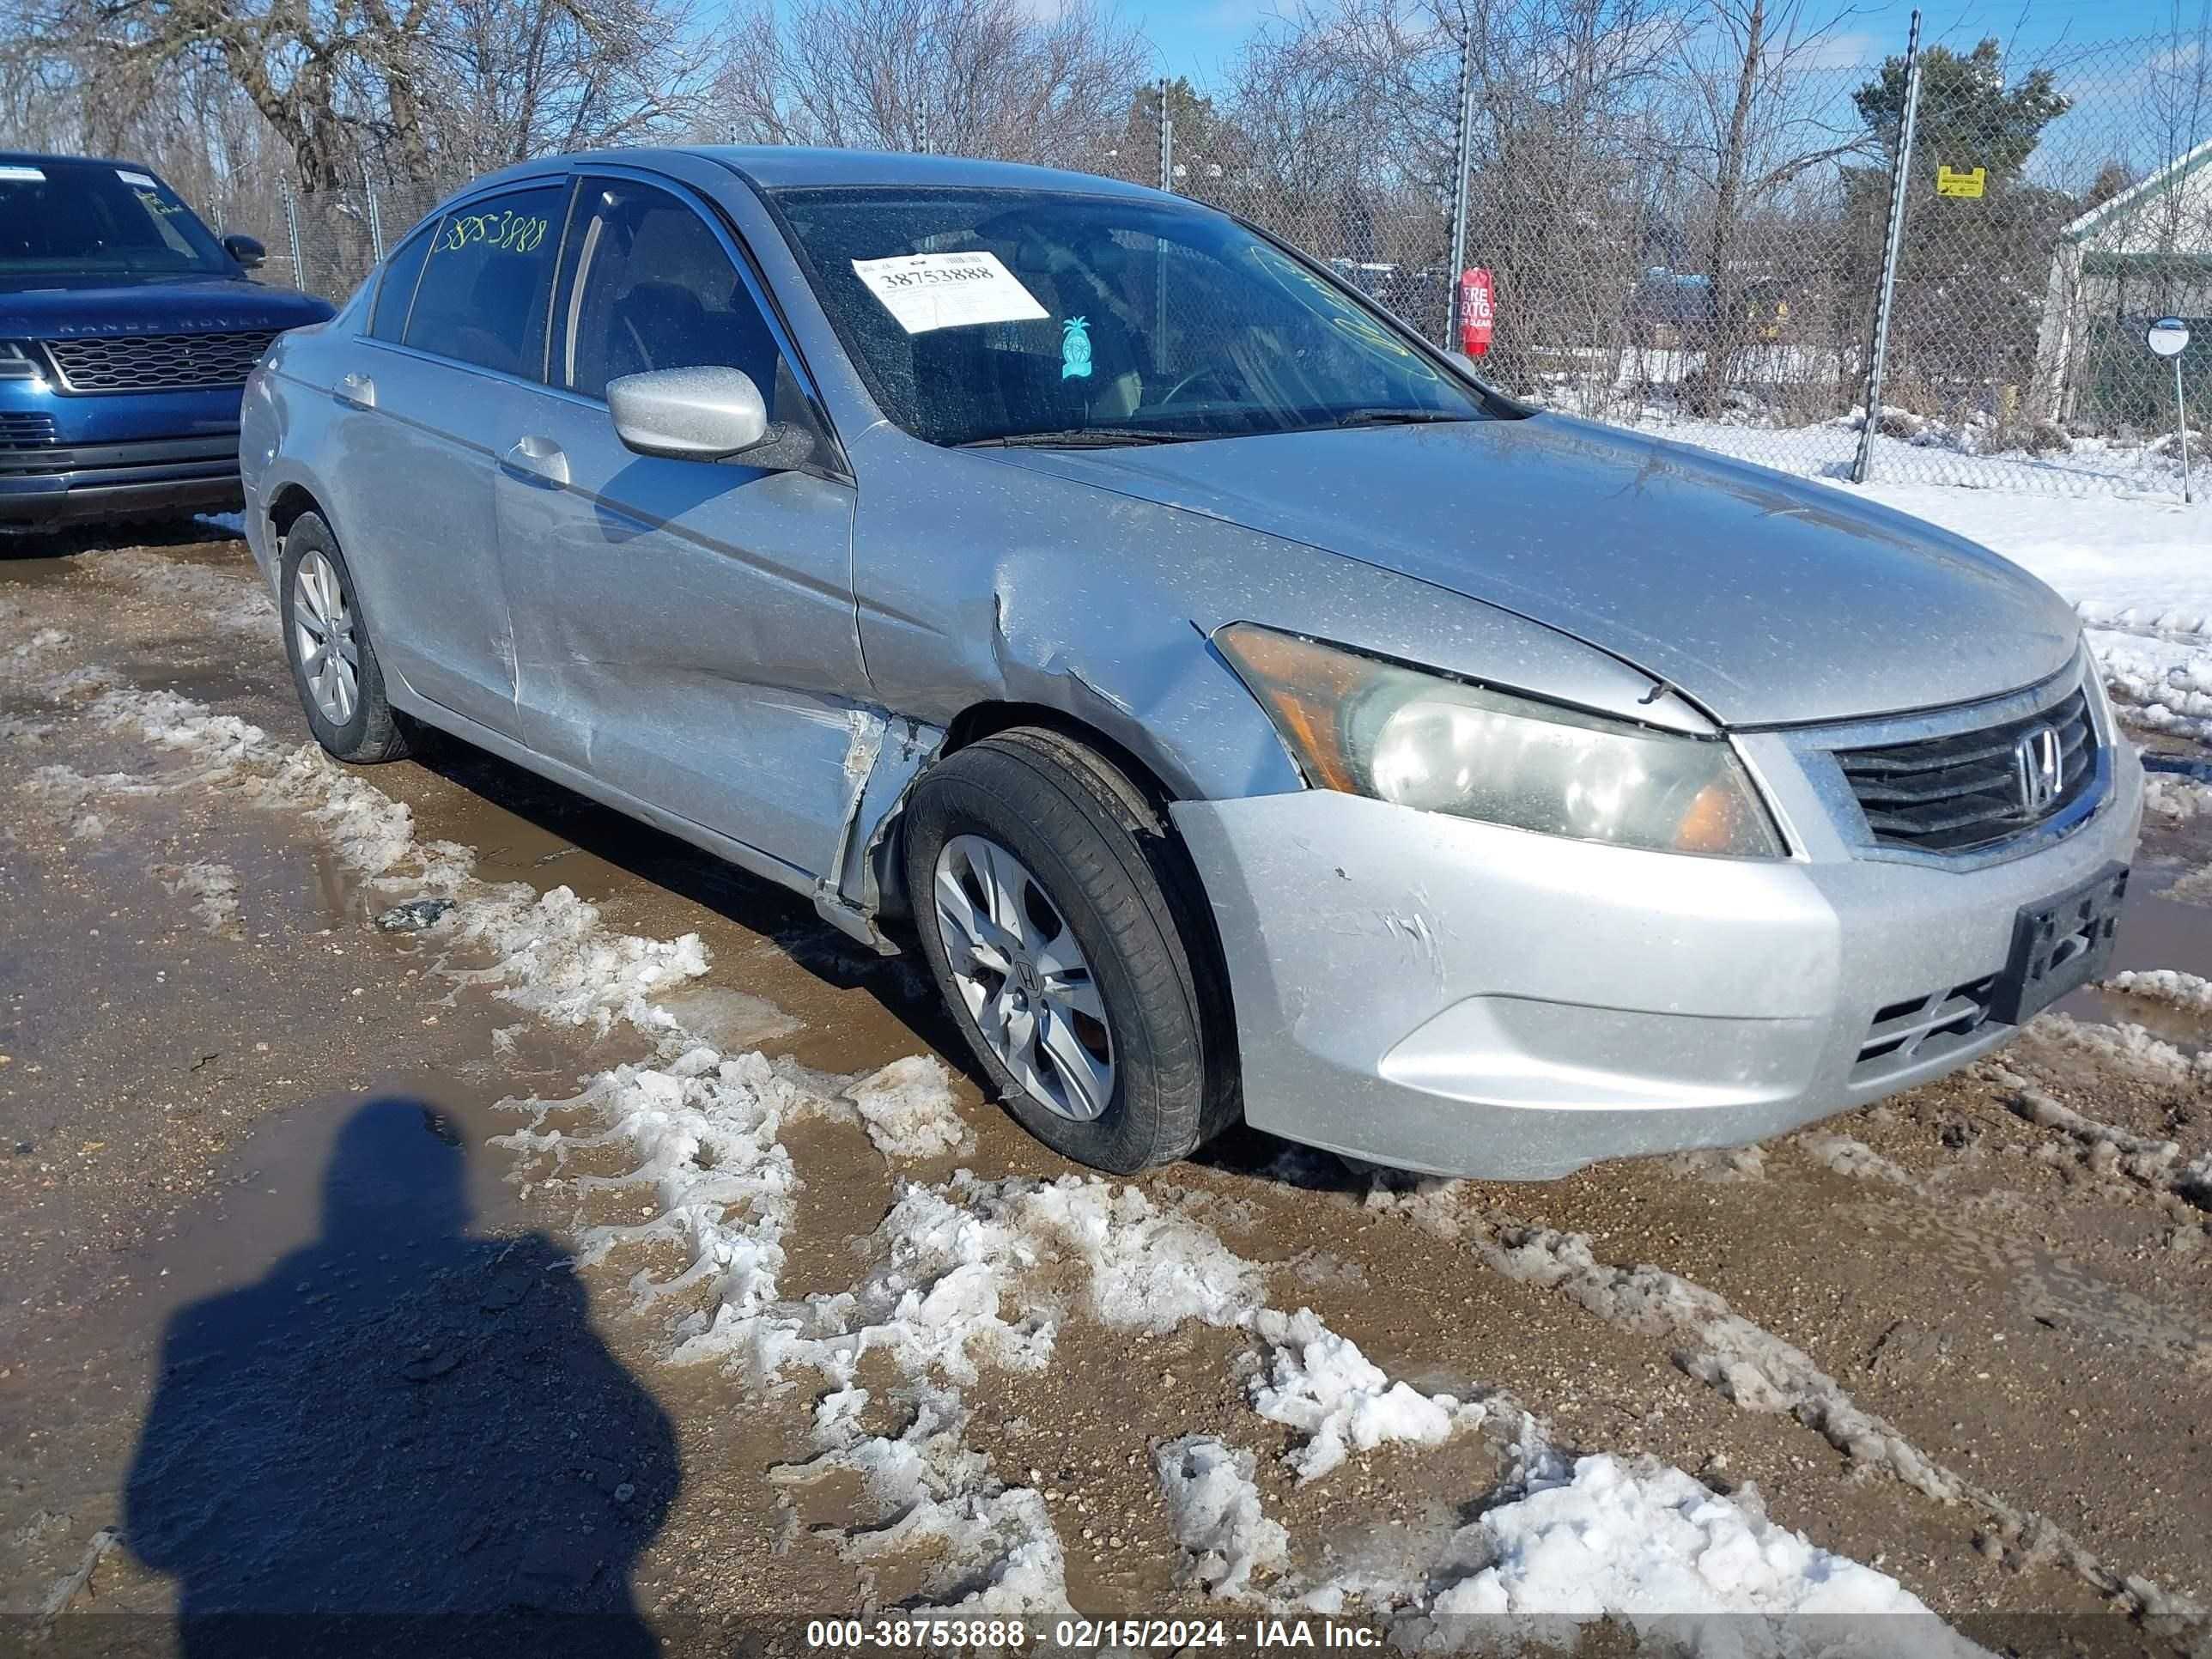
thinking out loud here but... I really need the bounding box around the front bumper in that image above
[1171,741,2144,1181]
[0,432,243,525]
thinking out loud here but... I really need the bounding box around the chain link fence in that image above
[274,21,2207,501]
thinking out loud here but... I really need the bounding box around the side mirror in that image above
[222,233,266,270]
[609,366,769,461]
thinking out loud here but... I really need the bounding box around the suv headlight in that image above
[1217,623,1784,858]
[0,342,46,382]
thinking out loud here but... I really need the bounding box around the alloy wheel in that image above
[933,833,1116,1121]
[292,548,361,726]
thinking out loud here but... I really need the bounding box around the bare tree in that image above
[1672,0,1874,411]
[708,0,1151,169]
[17,0,717,190]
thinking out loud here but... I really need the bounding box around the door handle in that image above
[334,371,375,409]
[503,434,569,487]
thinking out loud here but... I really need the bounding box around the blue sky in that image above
[1133,0,2208,85]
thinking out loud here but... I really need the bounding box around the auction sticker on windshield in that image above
[852,251,1048,333]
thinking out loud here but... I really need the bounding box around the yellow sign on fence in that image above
[1936,165,1986,198]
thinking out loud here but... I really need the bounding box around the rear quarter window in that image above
[368,222,438,342]
[402,184,570,377]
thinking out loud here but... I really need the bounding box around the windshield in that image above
[0,159,234,281]
[770,186,1490,447]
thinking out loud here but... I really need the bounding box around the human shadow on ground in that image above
[122,1097,679,1658]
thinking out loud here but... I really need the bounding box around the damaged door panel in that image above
[493,169,872,884]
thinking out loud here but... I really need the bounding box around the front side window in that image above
[403,184,569,377]
[554,179,782,402]
[0,160,231,282]
[770,185,1491,447]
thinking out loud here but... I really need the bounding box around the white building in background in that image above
[2031,136,2212,424]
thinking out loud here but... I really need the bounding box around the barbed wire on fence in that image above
[273,21,2209,501]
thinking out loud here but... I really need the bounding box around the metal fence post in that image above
[280,179,304,293]
[1158,77,1174,192]
[362,165,386,263]
[1851,9,1923,486]
[1444,33,1476,351]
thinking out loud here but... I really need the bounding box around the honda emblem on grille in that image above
[2014,724,2063,813]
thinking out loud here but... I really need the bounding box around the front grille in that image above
[41,330,278,393]
[0,412,56,449]
[1834,688,2096,854]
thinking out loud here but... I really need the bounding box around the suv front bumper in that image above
[0,431,243,526]
[1171,739,2143,1181]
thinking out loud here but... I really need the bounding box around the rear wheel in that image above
[279,513,409,764]
[904,727,1237,1174]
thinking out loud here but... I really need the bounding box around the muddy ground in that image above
[2,524,2209,1657]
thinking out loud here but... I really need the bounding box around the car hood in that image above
[985,414,2080,727]
[0,275,332,337]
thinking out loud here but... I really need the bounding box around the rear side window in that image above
[554,178,781,402]
[403,184,569,376]
[368,222,436,341]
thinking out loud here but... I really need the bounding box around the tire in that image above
[904,726,1238,1174]
[278,512,410,764]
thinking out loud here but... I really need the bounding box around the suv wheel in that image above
[279,513,410,764]
[904,727,1237,1174]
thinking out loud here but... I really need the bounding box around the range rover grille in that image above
[1835,688,2096,854]
[41,330,279,393]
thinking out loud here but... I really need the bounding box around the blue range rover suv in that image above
[0,153,334,528]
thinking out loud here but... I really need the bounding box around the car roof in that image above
[1,150,155,172]
[458,145,1170,204]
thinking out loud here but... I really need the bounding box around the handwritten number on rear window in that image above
[439,211,549,255]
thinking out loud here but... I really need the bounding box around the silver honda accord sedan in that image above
[239,146,2142,1179]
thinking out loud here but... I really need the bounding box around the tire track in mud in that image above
[1330,1042,2212,1643]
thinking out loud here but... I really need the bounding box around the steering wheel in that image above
[1156,363,1239,406]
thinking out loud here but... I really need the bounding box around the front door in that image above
[493,173,864,884]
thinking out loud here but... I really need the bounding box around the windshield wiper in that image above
[1331,408,1476,428]
[957,427,1199,449]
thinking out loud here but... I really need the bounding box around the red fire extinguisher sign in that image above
[1459,268,1494,356]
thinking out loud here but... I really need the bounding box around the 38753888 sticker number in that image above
[439,210,550,255]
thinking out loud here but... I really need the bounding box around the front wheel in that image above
[904,727,1237,1174]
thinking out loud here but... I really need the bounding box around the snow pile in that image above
[2095,633,2212,741]
[493,1045,805,1334]
[775,1381,1072,1619]
[151,860,240,935]
[2024,1012,2212,1082]
[438,884,709,1036]
[88,548,277,637]
[1986,1065,2193,1195]
[1247,1307,1482,1483]
[2105,969,2212,1012]
[845,1055,969,1159]
[1410,1455,1988,1657]
[2143,772,2212,822]
[1153,1434,1288,1596]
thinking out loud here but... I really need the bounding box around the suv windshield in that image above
[0,159,234,282]
[771,185,1490,447]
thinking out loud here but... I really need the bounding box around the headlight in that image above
[0,342,46,382]
[1217,623,1784,858]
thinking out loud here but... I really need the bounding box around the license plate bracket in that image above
[1990,861,2129,1025]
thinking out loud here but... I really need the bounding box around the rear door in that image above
[491,171,863,883]
[334,179,572,738]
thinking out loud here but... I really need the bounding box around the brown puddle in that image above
[2058,872,2212,1051]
